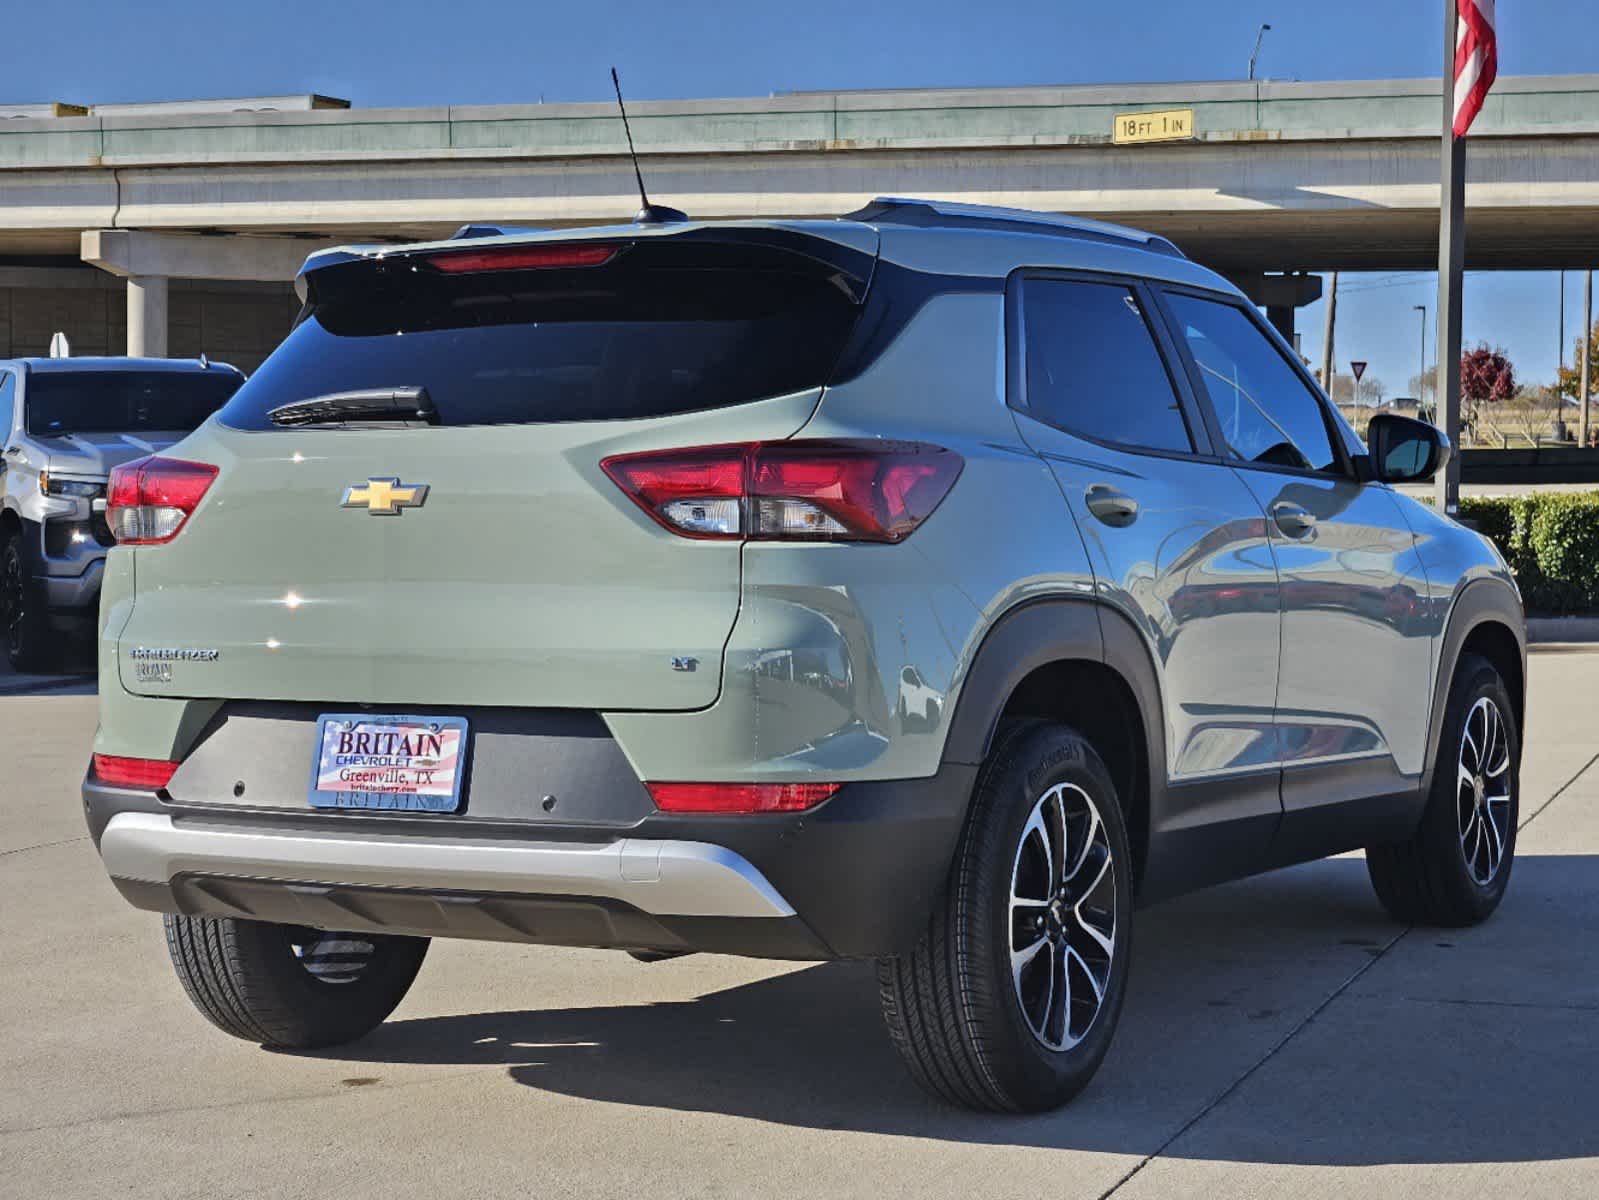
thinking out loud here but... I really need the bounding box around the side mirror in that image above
[1365,413,1451,483]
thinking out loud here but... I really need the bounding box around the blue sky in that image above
[8,0,1595,392]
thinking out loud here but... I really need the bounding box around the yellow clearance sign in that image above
[1113,108,1196,145]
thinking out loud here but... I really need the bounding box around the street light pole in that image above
[1413,304,1428,403]
[1583,270,1593,450]
[1248,24,1272,82]
[1558,271,1566,374]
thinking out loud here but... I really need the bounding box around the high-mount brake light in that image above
[105,456,218,545]
[601,441,963,543]
[426,244,619,273]
[647,781,841,814]
[91,754,179,790]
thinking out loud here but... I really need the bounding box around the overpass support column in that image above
[1227,272,1324,353]
[81,229,326,356]
[126,275,169,357]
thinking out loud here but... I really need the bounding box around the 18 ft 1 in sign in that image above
[1112,108,1196,145]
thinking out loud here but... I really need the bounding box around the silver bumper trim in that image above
[99,813,794,920]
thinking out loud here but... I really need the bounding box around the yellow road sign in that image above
[1112,108,1196,145]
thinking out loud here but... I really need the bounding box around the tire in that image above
[877,719,1134,1112]
[164,915,428,1049]
[1366,653,1519,927]
[2,532,56,673]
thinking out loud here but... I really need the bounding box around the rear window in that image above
[25,371,241,436]
[218,237,869,430]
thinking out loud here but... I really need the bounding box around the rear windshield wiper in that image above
[267,387,438,428]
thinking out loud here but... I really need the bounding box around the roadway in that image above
[2,651,1597,1198]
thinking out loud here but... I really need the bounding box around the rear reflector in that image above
[92,754,179,789]
[106,456,218,545]
[426,243,618,273]
[647,781,842,814]
[602,441,962,543]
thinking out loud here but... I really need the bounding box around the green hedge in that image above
[1457,492,1599,614]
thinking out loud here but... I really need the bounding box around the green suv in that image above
[84,199,1526,1111]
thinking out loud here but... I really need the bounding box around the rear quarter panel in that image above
[606,290,1098,785]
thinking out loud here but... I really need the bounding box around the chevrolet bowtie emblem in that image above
[341,478,429,515]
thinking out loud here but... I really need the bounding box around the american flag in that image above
[1453,0,1498,138]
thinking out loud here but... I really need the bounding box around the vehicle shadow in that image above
[322,854,1599,1165]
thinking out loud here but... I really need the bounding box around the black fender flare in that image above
[942,597,1166,777]
[939,597,1170,894]
[1417,577,1527,798]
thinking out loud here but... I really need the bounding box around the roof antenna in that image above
[610,67,687,225]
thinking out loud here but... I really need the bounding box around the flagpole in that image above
[1434,0,1467,515]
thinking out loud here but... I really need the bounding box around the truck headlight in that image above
[39,471,104,498]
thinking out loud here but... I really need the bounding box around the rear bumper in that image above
[102,811,794,918]
[84,763,975,960]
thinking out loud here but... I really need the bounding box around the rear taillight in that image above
[426,243,618,273]
[601,441,962,543]
[91,754,179,789]
[105,456,218,545]
[647,781,841,814]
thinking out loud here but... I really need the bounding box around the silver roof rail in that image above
[846,196,1185,258]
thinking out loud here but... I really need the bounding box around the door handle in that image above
[1085,484,1139,528]
[1272,502,1317,538]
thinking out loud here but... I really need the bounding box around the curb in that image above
[1526,617,1599,645]
[0,674,95,696]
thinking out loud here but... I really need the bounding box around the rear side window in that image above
[1164,293,1340,473]
[0,373,14,436]
[219,238,867,430]
[1020,278,1192,454]
[24,371,241,436]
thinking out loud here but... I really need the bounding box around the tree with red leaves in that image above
[1459,344,1516,444]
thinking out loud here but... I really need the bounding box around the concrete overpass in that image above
[2,74,1597,364]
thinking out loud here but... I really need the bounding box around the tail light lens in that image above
[647,781,841,814]
[601,441,962,543]
[427,243,619,273]
[106,456,219,545]
[91,754,179,789]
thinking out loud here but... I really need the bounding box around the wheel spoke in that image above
[1014,807,1053,903]
[1062,801,1101,887]
[1481,803,1504,876]
[1012,934,1049,976]
[1460,803,1479,855]
[1072,903,1115,956]
[1035,942,1056,1041]
[1075,846,1114,907]
[1049,941,1071,1046]
[1065,945,1104,1006]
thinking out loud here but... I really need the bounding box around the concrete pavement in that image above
[2,651,1596,1199]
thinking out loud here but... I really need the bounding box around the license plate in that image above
[308,714,469,812]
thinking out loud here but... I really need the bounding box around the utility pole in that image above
[1320,271,1339,398]
[1433,0,1466,516]
[1583,270,1593,450]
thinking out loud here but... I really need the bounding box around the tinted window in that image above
[25,371,241,436]
[1021,279,1191,453]
[1165,293,1339,473]
[0,373,14,437]
[219,239,865,431]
